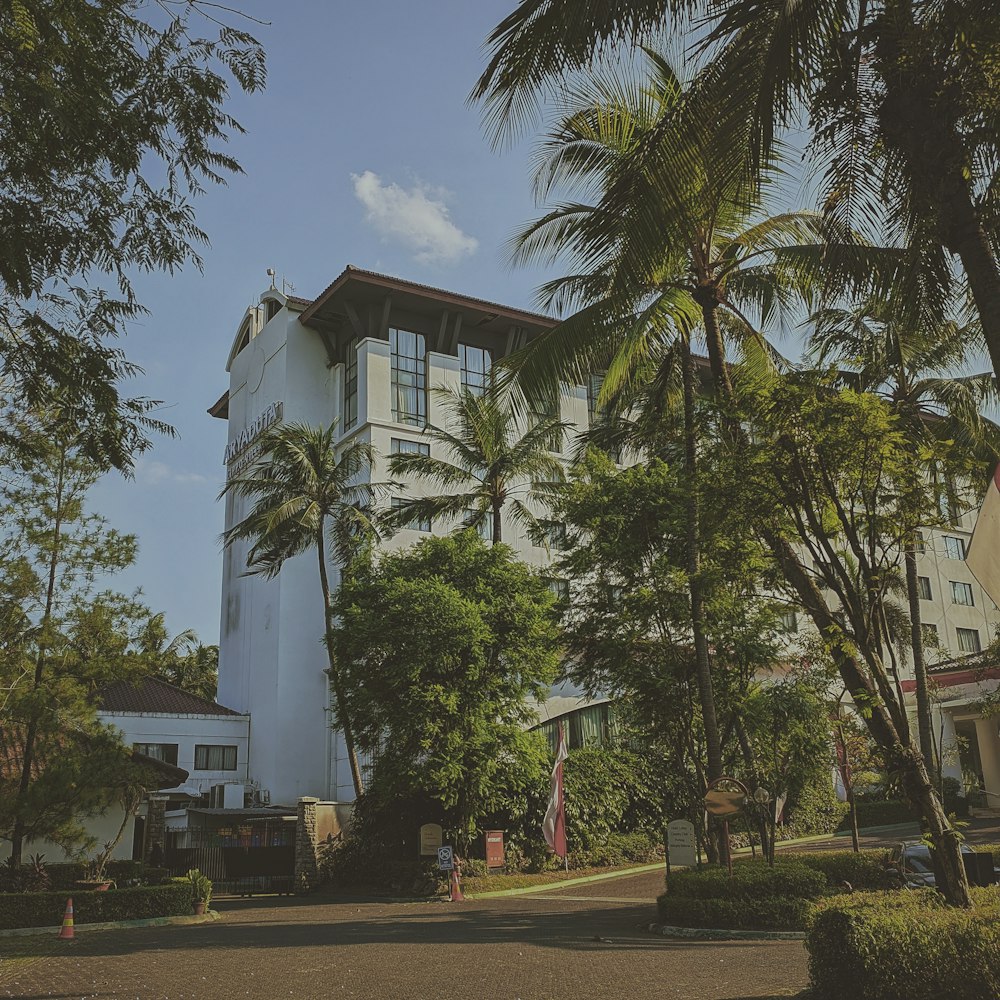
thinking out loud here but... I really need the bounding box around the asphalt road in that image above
[0,892,807,1000]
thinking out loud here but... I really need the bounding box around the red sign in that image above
[485,830,505,869]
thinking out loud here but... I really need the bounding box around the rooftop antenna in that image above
[282,277,296,296]
[266,267,276,290]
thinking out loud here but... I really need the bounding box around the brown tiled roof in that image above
[99,678,244,717]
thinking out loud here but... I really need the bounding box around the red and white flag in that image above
[542,724,568,858]
[967,465,1000,609]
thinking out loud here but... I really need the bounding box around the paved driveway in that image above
[1,891,807,1000]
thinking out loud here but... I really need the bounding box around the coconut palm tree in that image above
[221,421,380,799]
[810,302,1000,781]
[506,51,824,819]
[474,0,1000,381]
[386,385,569,545]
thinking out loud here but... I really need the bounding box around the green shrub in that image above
[657,893,814,931]
[781,850,895,891]
[838,800,916,830]
[0,883,194,930]
[668,861,826,901]
[567,831,661,869]
[807,887,1000,1000]
[783,777,850,837]
[40,861,168,889]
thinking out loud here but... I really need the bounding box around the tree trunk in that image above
[904,539,936,781]
[680,338,727,865]
[316,531,364,800]
[10,447,66,866]
[492,498,502,545]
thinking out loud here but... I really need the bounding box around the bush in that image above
[668,861,826,901]
[0,883,194,930]
[807,888,1000,1000]
[783,850,895,891]
[783,776,850,837]
[657,893,814,931]
[37,860,168,890]
[567,832,661,869]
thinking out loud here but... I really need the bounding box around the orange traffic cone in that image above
[448,869,465,902]
[56,897,74,940]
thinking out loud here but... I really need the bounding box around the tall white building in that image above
[211,266,1000,809]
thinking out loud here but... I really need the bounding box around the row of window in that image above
[917,576,976,607]
[133,743,239,771]
[921,623,983,654]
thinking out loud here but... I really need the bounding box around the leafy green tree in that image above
[330,533,561,854]
[0,421,155,863]
[136,613,218,701]
[386,385,568,544]
[810,302,1000,779]
[0,1,265,471]
[221,421,380,799]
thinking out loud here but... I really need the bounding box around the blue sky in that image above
[89,1,565,644]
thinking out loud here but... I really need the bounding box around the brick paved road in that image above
[0,892,807,1000]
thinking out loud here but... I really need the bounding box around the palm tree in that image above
[385,385,569,545]
[506,51,824,825]
[810,302,1000,781]
[474,0,1000,380]
[221,422,380,799]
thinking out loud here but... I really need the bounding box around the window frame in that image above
[943,535,967,560]
[343,337,359,430]
[458,343,493,396]
[392,496,432,533]
[390,438,430,457]
[132,743,179,767]
[917,576,933,601]
[193,744,238,771]
[957,627,982,654]
[950,580,975,606]
[390,327,427,427]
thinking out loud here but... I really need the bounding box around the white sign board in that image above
[667,819,697,868]
[419,823,443,857]
[437,846,454,871]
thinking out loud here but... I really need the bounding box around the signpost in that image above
[437,846,454,871]
[419,823,443,857]
[703,777,750,878]
[484,830,505,871]
[666,819,697,872]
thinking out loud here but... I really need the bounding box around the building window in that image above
[392,497,431,532]
[343,337,359,430]
[391,438,429,457]
[459,344,492,395]
[463,509,491,541]
[943,535,967,560]
[957,627,982,654]
[780,609,798,633]
[391,328,427,426]
[527,387,562,452]
[951,581,975,606]
[587,372,605,425]
[194,745,238,771]
[918,576,932,601]
[543,577,569,602]
[133,743,178,766]
[921,623,938,646]
[264,299,282,324]
[914,530,926,553]
[536,521,567,551]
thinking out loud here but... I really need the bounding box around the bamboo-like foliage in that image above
[385,385,569,545]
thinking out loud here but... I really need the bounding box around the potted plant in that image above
[186,868,212,914]
[75,855,114,892]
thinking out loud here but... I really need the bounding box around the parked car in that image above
[887,839,1000,888]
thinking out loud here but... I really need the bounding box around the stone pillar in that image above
[974,717,1000,807]
[143,795,168,864]
[294,797,320,894]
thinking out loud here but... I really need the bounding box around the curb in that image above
[647,921,806,942]
[0,910,221,938]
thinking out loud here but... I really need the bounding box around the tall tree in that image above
[385,385,569,545]
[0,1,266,471]
[810,302,1000,780]
[136,613,218,701]
[221,422,379,799]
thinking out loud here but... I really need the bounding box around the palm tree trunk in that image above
[316,529,364,800]
[492,499,502,544]
[11,446,66,866]
[680,338,725,803]
[904,538,936,781]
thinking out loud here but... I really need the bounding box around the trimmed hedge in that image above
[807,888,1000,1000]
[0,883,193,930]
[40,861,169,890]
[838,799,915,830]
[668,861,826,901]
[658,894,814,931]
[784,850,895,891]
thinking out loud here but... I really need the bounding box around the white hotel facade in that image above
[210,266,1000,810]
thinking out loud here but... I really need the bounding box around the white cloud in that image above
[352,170,478,265]
[136,459,207,486]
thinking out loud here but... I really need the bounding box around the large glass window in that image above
[780,609,798,633]
[133,743,178,766]
[391,328,427,426]
[943,535,967,560]
[343,338,359,430]
[918,576,932,601]
[957,627,982,653]
[459,344,492,395]
[392,497,431,532]
[391,438,429,457]
[194,745,238,770]
[542,576,569,602]
[951,581,975,606]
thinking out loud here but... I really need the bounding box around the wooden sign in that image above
[704,787,746,818]
[419,823,443,856]
[667,819,697,868]
[484,830,505,870]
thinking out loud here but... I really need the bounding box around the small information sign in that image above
[437,846,454,871]
[667,819,697,868]
[485,830,505,870]
[419,823,443,857]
